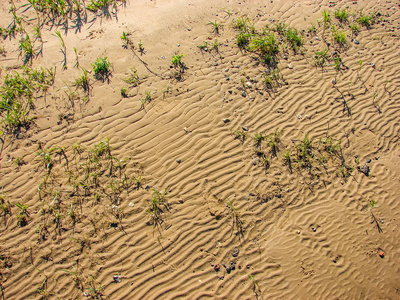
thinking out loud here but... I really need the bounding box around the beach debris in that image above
[176,159,181,163]
[161,55,166,59]
[242,126,249,131]
[358,164,370,176]
[379,251,385,258]
[129,202,135,207]
[145,185,150,190]
[113,275,122,283]
[296,114,302,119]
[354,39,360,44]
[232,248,240,257]
[287,63,293,69]
[223,118,230,123]
[241,91,247,97]
[213,264,220,271]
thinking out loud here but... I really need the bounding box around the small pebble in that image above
[176,159,181,163]
[241,91,247,97]
[354,39,360,44]
[223,118,230,123]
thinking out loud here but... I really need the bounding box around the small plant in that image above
[308,24,317,34]
[73,47,79,68]
[18,33,35,65]
[54,30,67,69]
[232,16,250,31]
[350,24,360,35]
[333,29,346,46]
[357,12,374,28]
[232,130,246,143]
[212,39,219,52]
[252,133,264,148]
[297,134,314,169]
[147,189,168,225]
[92,57,111,81]
[334,8,349,22]
[283,150,292,173]
[120,87,128,98]
[74,68,90,93]
[266,128,282,156]
[249,274,262,298]
[285,27,302,51]
[248,33,279,64]
[322,10,331,34]
[137,40,144,54]
[334,56,341,72]
[314,50,330,67]
[207,20,222,34]
[224,200,243,235]
[15,201,29,226]
[318,137,342,156]
[263,69,280,86]
[13,156,25,167]
[124,68,140,87]
[369,199,378,208]
[338,164,354,181]
[120,31,131,48]
[197,41,208,51]
[172,53,184,68]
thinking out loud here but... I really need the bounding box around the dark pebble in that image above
[354,39,360,44]
[176,159,181,163]
[241,91,247,97]
[367,159,372,163]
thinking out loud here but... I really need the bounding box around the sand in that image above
[1,0,400,299]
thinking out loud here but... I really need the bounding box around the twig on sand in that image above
[371,211,383,233]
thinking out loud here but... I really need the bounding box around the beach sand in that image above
[1,0,400,299]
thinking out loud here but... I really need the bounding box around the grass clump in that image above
[147,189,168,226]
[92,57,111,81]
[357,12,374,28]
[332,28,347,46]
[232,16,254,48]
[207,20,223,34]
[15,202,29,226]
[314,50,330,67]
[0,67,54,134]
[285,28,303,51]
[334,8,349,22]
[248,33,279,64]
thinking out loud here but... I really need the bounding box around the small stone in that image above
[129,202,135,207]
[379,251,385,258]
[232,248,240,257]
[367,159,372,163]
[288,63,293,69]
[245,81,252,88]
[214,264,220,271]
[228,90,232,94]
[241,91,247,97]
[242,126,249,131]
[354,39,360,44]
[283,55,288,60]
[259,90,264,95]
[177,44,180,47]
[176,159,181,163]
[358,164,370,176]
[315,36,321,40]
[145,185,150,190]
[223,118,230,123]
[179,199,184,204]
